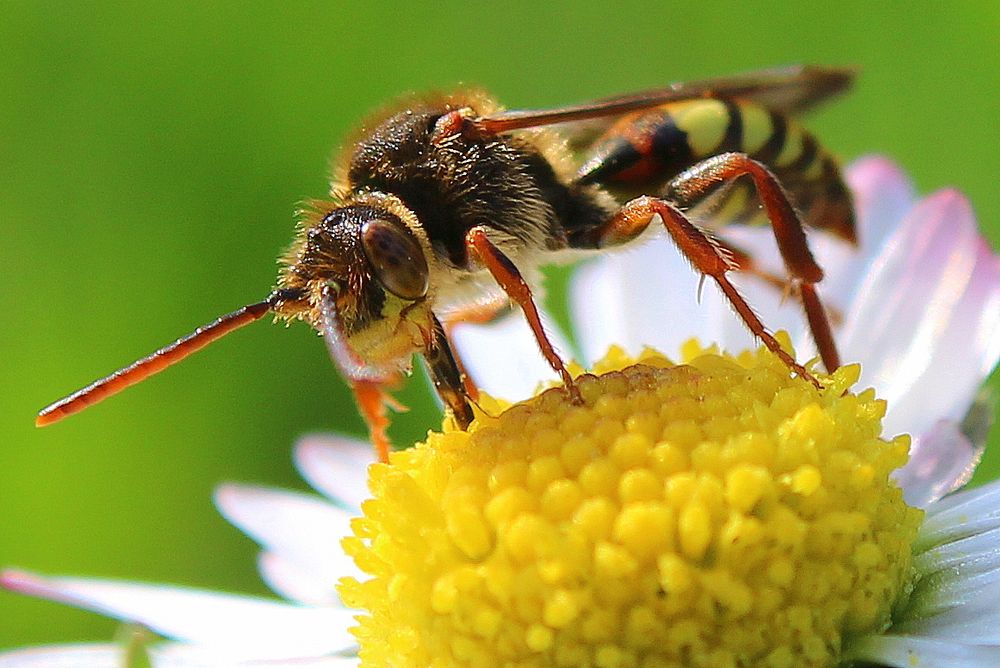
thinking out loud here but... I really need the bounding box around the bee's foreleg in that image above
[423,314,476,430]
[664,153,840,371]
[465,227,582,403]
[350,380,394,464]
[318,283,402,463]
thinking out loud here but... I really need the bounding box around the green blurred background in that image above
[2,0,998,649]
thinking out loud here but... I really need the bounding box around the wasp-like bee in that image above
[38,66,856,462]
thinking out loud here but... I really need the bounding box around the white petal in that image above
[571,156,917,367]
[914,525,1000,586]
[451,310,575,402]
[846,634,1000,667]
[719,271,813,359]
[896,585,1000,644]
[891,480,1000,642]
[294,434,373,511]
[0,644,122,668]
[568,156,922,370]
[0,643,358,668]
[257,551,343,607]
[717,223,857,336]
[214,485,363,598]
[840,190,994,437]
[894,420,984,508]
[907,569,1000,626]
[153,643,359,667]
[0,570,355,659]
[571,232,718,365]
[918,479,1000,550]
[804,232,862,316]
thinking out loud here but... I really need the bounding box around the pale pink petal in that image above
[894,420,985,508]
[845,155,918,260]
[879,231,1000,434]
[451,310,575,402]
[214,485,362,600]
[0,570,354,659]
[293,435,373,510]
[840,190,996,437]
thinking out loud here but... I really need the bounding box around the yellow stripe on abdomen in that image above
[739,103,772,155]
[668,99,730,157]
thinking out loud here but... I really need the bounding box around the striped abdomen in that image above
[576,98,855,242]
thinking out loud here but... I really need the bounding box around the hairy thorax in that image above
[341,98,613,298]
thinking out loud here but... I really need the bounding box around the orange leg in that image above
[579,194,822,389]
[352,381,393,463]
[663,153,840,371]
[465,227,582,402]
[713,238,789,294]
[441,292,512,328]
[717,237,845,327]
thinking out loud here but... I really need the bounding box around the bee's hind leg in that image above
[662,153,840,371]
[714,238,845,327]
[568,191,822,389]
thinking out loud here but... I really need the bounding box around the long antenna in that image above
[36,299,274,427]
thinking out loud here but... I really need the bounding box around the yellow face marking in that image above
[774,119,804,168]
[740,103,773,155]
[669,99,729,157]
[348,292,431,361]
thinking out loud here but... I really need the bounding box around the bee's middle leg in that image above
[464,226,582,403]
[663,153,840,371]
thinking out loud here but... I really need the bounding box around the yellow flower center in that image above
[339,343,923,667]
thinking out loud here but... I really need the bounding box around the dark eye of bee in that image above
[360,218,429,300]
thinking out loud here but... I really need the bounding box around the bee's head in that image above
[277,194,434,379]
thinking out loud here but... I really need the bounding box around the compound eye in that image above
[360,218,429,300]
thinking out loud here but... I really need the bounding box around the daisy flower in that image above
[2,157,999,667]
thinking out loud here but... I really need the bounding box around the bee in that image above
[38,65,856,462]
